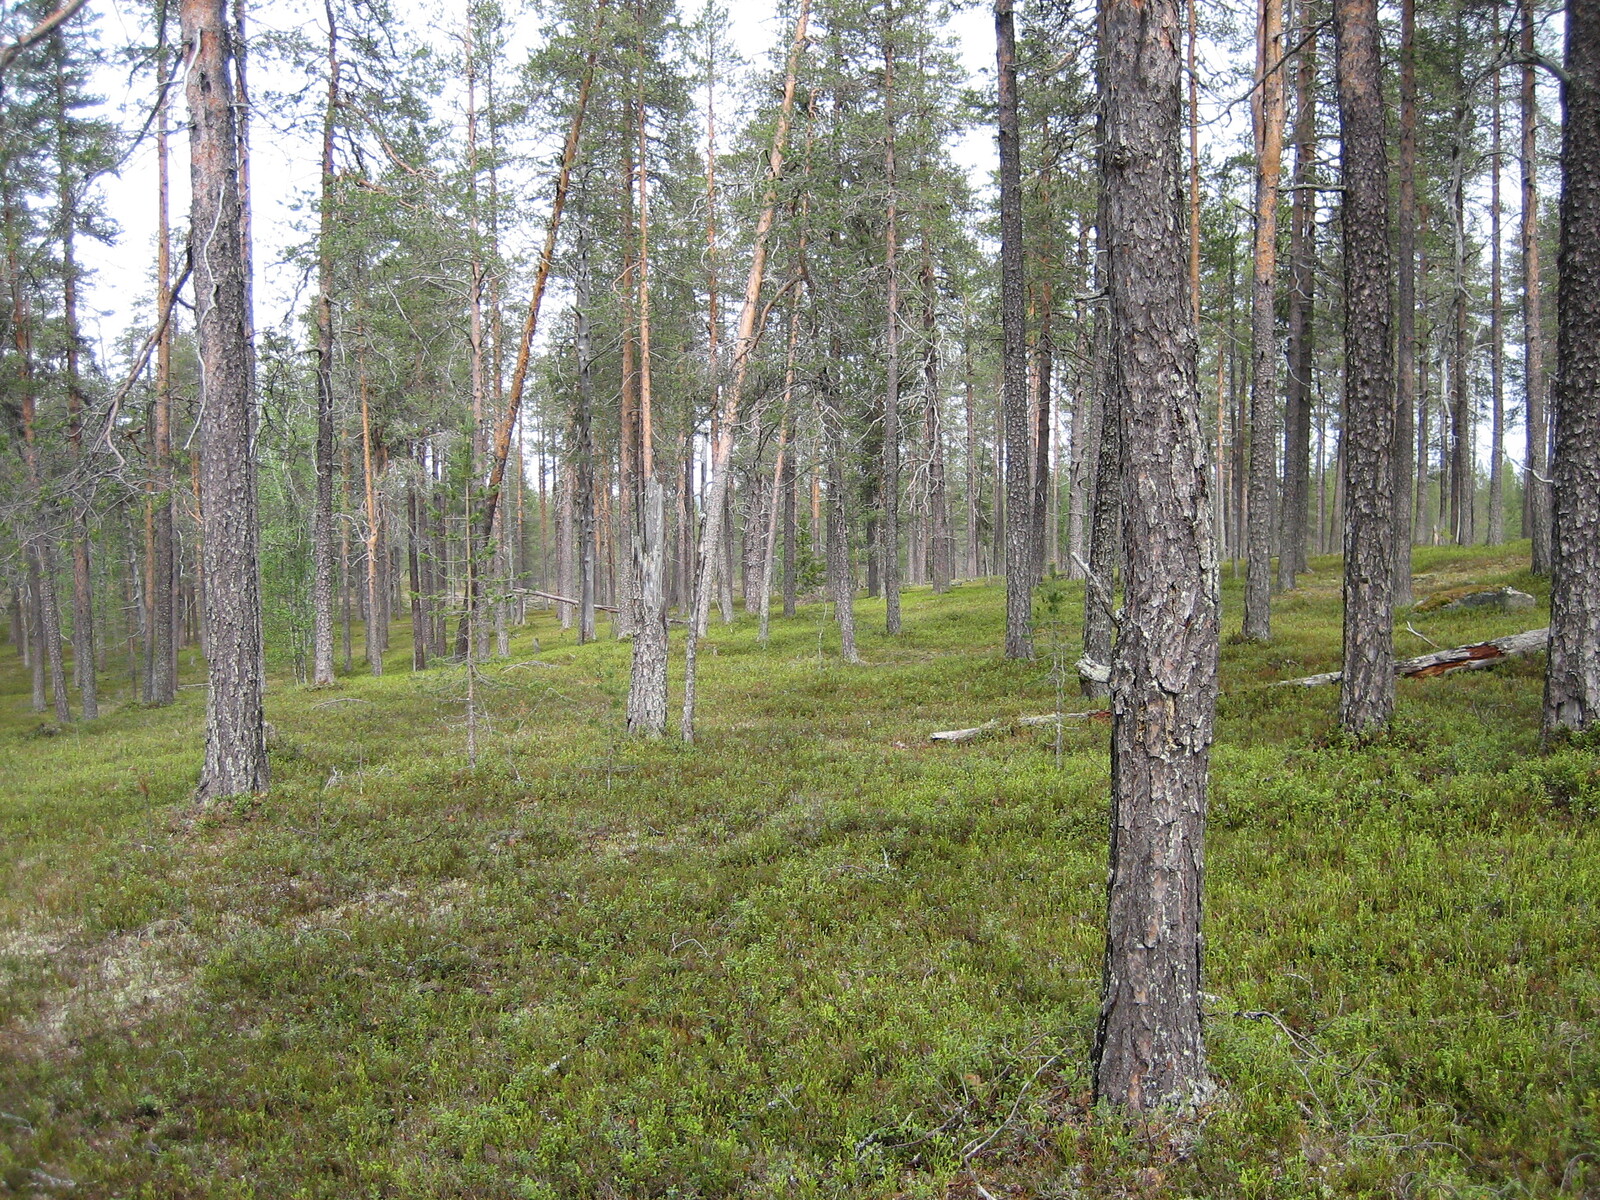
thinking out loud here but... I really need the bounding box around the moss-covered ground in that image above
[2,543,1596,1198]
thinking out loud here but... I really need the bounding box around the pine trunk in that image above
[996,0,1032,658]
[1522,0,1553,574]
[1093,0,1217,1112]
[1488,21,1506,546]
[1243,0,1285,640]
[184,0,267,800]
[311,0,339,685]
[1280,16,1317,590]
[1393,0,1417,603]
[1334,0,1396,735]
[1543,0,1600,735]
[881,12,902,634]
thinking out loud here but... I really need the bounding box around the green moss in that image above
[0,544,1594,1197]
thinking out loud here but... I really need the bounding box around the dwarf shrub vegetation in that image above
[1,543,1596,1197]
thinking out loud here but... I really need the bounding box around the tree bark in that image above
[996,0,1032,659]
[1333,0,1396,735]
[964,312,982,576]
[826,391,860,665]
[1522,0,1553,574]
[1543,0,1600,736]
[881,8,902,635]
[1488,12,1506,546]
[357,311,382,676]
[923,243,951,593]
[54,32,94,718]
[626,73,668,738]
[1393,0,1416,605]
[1448,21,1472,546]
[311,0,339,686]
[183,0,267,800]
[1092,0,1217,1114]
[573,211,598,646]
[1243,0,1286,640]
[1280,15,1317,591]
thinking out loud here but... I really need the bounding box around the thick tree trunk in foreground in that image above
[996,0,1032,659]
[1544,0,1600,736]
[1334,0,1395,735]
[184,0,267,800]
[1092,0,1217,1113]
[1243,0,1285,640]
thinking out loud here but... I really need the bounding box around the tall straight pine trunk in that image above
[183,0,267,800]
[311,0,339,685]
[1393,0,1417,604]
[996,0,1032,659]
[1334,0,1396,735]
[1543,0,1600,735]
[1522,0,1553,574]
[1092,0,1218,1112]
[1243,0,1285,639]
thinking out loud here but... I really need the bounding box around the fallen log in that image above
[510,588,620,614]
[932,628,1550,741]
[930,710,1109,742]
[1272,627,1548,688]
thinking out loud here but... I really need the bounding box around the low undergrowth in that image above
[1,542,1595,1198]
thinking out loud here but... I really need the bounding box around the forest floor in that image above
[1,544,1597,1199]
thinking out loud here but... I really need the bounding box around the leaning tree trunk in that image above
[1334,0,1396,736]
[996,0,1032,659]
[183,0,267,801]
[1543,0,1600,736]
[1092,0,1218,1114]
[1243,0,1285,640]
